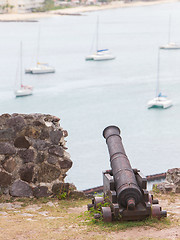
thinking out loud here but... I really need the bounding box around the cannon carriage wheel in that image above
[102,207,112,222]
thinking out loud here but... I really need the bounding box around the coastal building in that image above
[0,0,45,13]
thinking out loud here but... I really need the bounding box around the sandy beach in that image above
[0,0,178,21]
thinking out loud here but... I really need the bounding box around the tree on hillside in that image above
[36,0,55,11]
[44,0,54,10]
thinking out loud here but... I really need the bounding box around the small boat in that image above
[25,62,55,74]
[15,84,33,97]
[160,15,180,50]
[85,17,115,61]
[147,49,172,109]
[86,49,115,61]
[160,42,180,50]
[25,26,55,74]
[147,93,172,109]
[15,42,33,97]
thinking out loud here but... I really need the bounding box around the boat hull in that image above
[15,89,33,97]
[160,43,180,50]
[93,55,116,61]
[85,50,115,61]
[25,64,55,74]
[31,69,55,74]
[147,97,172,109]
[85,55,115,61]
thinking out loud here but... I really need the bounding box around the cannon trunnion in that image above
[88,126,167,222]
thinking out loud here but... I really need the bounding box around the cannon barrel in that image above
[103,126,142,210]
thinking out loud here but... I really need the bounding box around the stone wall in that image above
[0,113,73,198]
[154,168,180,194]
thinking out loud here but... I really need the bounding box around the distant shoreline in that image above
[0,0,178,21]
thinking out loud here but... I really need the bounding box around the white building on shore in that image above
[0,0,45,13]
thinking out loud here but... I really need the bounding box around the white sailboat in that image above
[147,49,172,109]
[25,27,55,74]
[160,15,180,50]
[85,17,115,61]
[25,62,55,74]
[15,42,33,97]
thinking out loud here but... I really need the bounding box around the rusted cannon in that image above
[88,126,167,222]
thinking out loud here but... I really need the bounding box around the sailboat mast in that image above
[168,15,171,44]
[20,41,23,87]
[156,49,160,97]
[37,25,40,65]
[96,16,99,52]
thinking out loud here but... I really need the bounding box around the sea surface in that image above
[0,2,180,190]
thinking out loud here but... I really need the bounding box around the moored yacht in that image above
[86,17,115,62]
[15,85,33,97]
[15,42,33,98]
[147,50,172,109]
[86,49,115,61]
[25,62,55,74]
[147,93,172,109]
[160,42,180,50]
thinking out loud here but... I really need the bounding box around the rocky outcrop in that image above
[154,168,180,193]
[0,113,73,198]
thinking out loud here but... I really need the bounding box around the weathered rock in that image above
[7,116,25,132]
[47,155,59,165]
[24,126,41,139]
[14,136,30,149]
[0,155,5,162]
[166,168,180,184]
[0,113,72,198]
[0,142,16,155]
[68,190,86,199]
[154,168,180,193]
[33,186,51,198]
[10,180,33,197]
[52,182,70,195]
[18,149,34,163]
[36,152,45,164]
[50,130,63,145]
[37,163,61,183]
[0,170,12,187]
[63,130,68,138]
[33,140,50,151]
[40,129,49,140]
[175,185,180,193]
[0,128,14,141]
[2,157,17,173]
[19,164,34,183]
[59,158,73,169]
[48,145,64,157]
[33,120,45,127]
[0,114,11,126]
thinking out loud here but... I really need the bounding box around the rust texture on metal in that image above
[87,125,167,222]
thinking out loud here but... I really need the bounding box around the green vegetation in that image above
[34,0,71,12]
[44,0,55,10]
[0,4,14,12]
[85,214,171,231]
[79,203,171,231]
[152,184,160,194]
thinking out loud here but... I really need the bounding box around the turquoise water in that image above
[0,2,180,190]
